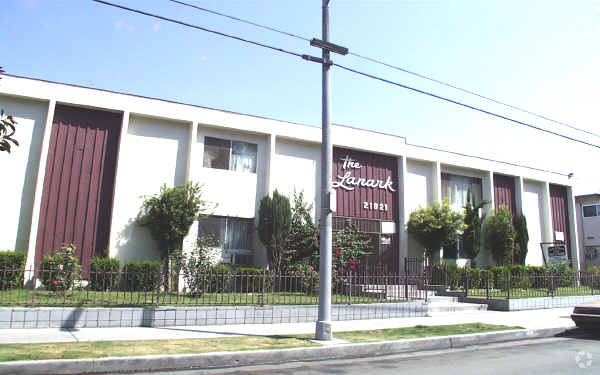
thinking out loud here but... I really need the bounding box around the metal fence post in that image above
[486,273,489,300]
[507,272,511,300]
[464,267,469,298]
[31,266,36,308]
[550,272,555,298]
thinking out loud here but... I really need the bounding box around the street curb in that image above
[0,326,572,375]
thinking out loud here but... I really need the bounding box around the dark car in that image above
[572,300,600,330]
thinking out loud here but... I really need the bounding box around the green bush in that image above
[123,260,161,292]
[39,244,81,291]
[484,206,515,266]
[546,262,574,288]
[283,263,319,294]
[407,200,465,260]
[0,250,26,289]
[258,190,292,273]
[207,264,232,293]
[89,257,120,291]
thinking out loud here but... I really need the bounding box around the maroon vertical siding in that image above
[35,105,122,275]
[332,147,398,221]
[493,173,516,215]
[549,184,571,259]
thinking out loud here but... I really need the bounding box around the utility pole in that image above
[309,0,347,341]
[316,0,333,341]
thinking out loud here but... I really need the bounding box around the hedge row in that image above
[433,262,577,290]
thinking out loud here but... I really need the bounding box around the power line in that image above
[92,0,303,59]
[92,0,600,150]
[167,0,310,43]
[166,0,600,139]
[333,62,600,150]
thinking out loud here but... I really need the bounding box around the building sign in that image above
[332,147,398,221]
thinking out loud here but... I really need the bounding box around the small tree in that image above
[484,205,515,266]
[462,191,489,260]
[138,182,211,265]
[284,191,319,270]
[407,199,465,260]
[0,68,19,153]
[513,212,529,265]
[0,109,18,153]
[257,189,291,273]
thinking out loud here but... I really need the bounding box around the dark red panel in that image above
[35,105,122,275]
[332,147,398,221]
[493,173,516,215]
[549,184,571,259]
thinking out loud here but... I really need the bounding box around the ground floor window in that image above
[197,216,254,264]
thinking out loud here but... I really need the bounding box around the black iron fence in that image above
[0,266,428,307]
[453,269,600,300]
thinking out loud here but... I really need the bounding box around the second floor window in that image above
[203,136,257,173]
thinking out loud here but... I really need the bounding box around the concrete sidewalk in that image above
[0,308,575,344]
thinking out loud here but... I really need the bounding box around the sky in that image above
[2,0,599,195]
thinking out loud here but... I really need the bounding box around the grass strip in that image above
[331,323,523,343]
[0,336,317,362]
[0,323,521,362]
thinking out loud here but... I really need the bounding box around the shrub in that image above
[407,200,465,260]
[546,262,574,288]
[283,263,319,295]
[0,250,26,289]
[332,220,372,279]
[178,234,220,297]
[123,260,161,292]
[284,191,319,270]
[513,213,529,265]
[462,192,489,260]
[257,190,292,273]
[484,206,515,266]
[89,257,120,291]
[39,244,81,291]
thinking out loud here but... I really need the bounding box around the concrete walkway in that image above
[0,308,575,345]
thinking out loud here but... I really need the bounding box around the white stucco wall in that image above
[0,96,48,252]
[522,180,546,266]
[272,138,321,221]
[405,159,434,258]
[109,115,190,264]
[191,126,267,219]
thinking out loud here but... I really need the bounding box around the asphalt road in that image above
[139,330,600,375]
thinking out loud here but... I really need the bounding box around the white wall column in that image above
[541,182,554,244]
[515,176,525,213]
[185,121,198,182]
[264,133,276,195]
[432,161,442,260]
[566,186,581,272]
[483,171,495,215]
[25,99,56,274]
[398,156,408,271]
[108,111,131,258]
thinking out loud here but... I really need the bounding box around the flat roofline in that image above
[406,142,570,178]
[576,194,600,200]
[1,74,568,178]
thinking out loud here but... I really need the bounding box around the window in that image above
[583,205,598,218]
[442,173,483,211]
[198,216,254,251]
[203,136,257,173]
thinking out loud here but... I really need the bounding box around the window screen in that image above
[203,137,230,170]
[583,205,598,218]
[230,141,257,173]
[225,218,254,250]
